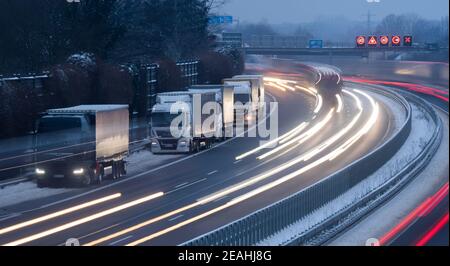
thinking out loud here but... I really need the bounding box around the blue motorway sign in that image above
[209,16,233,25]
[309,40,323,49]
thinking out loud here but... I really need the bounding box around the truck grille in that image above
[159,139,178,150]
[156,131,174,138]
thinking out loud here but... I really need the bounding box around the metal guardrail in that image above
[183,87,413,246]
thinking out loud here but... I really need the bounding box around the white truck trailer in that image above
[188,85,235,139]
[34,105,129,187]
[150,91,221,153]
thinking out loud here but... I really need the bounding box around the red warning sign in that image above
[404,36,412,46]
[368,36,378,47]
[392,35,401,46]
[356,36,366,47]
[380,36,389,46]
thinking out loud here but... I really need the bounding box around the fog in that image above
[221,0,449,24]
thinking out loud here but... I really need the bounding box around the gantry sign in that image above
[356,35,413,47]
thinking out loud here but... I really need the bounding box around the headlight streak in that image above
[257,108,335,160]
[126,88,380,246]
[328,90,379,161]
[277,122,309,144]
[235,122,308,161]
[235,78,319,161]
[315,72,322,85]
[336,94,343,113]
[0,193,122,236]
[275,82,296,91]
[295,85,316,96]
[313,95,323,114]
[265,82,287,92]
[3,192,163,246]
[263,77,298,84]
[344,90,363,111]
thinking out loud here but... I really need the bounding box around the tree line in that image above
[0,0,244,139]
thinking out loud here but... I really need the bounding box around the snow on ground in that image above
[257,98,435,246]
[125,149,183,176]
[0,182,73,209]
[67,52,96,71]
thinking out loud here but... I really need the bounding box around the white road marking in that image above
[207,170,218,176]
[168,215,184,222]
[166,178,208,195]
[174,182,189,189]
[108,235,133,246]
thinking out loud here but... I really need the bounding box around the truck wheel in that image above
[195,142,200,153]
[80,175,92,187]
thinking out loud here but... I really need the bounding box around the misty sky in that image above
[221,0,449,24]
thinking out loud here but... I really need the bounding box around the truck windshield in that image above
[152,113,182,127]
[234,94,250,104]
[38,117,82,133]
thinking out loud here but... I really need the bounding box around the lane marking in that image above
[166,178,207,195]
[168,215,184,222]
[207,170,218,176]
[174,182,189,189]
[108,235,133,246]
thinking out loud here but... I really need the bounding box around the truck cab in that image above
[150,92,218,154]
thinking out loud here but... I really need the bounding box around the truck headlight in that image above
[73,168,84,175]
[179,140,187,146]
[151,141,159,146]
[35,168,46,175]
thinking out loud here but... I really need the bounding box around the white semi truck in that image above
[188,85,235,139]
[34,105,129,187]
[150,91,222,153]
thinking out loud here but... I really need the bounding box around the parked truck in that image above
[34,105,129,187]
[188,85,235,139]
[150,91,221,153]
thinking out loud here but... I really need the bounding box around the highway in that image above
[0,72,399,246]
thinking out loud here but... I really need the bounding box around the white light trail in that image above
[257,108,335,160]
[336,94,343,113]
[4,192,164,246]
[0,193,122,236]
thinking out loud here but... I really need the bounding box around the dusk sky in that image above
[221,0,450,23]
